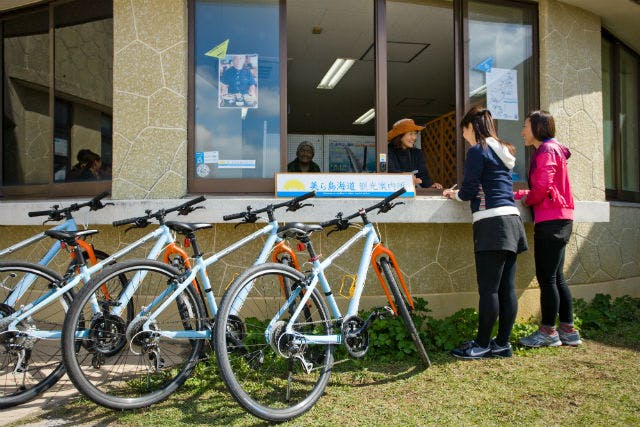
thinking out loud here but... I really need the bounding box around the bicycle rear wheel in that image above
[0,261,67,409]
[62,260,205,409]
[379,257,431,368]
[214,262,334,422]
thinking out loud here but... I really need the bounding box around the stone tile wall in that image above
[112,0,188,199]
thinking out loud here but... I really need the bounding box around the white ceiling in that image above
[562,0,640,53]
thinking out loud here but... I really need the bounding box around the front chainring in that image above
[341,315,369,358]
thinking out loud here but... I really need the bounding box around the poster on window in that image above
[218,54,258,109]
[486,68,518,121]
[325,135,376,173]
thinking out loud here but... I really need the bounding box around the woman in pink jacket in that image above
[515,111,582,347]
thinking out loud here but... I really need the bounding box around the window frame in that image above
[0,1,112,199]
[602,28,640,203]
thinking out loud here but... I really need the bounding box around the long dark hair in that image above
[460,106,515,156]
[389,134,405,150]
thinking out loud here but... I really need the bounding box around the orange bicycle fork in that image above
[370,243,415,315]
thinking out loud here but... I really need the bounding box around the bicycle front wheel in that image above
[214,262,334,422]
[62,260,205,409]
[379,257,431,368]
[0,261,67,409]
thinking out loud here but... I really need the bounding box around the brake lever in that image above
[234,213,259,228]
[377,201,404,214]
[286,202,313,212]
[178,205,204,216]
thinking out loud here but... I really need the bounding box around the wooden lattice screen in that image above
[421,111,456,188]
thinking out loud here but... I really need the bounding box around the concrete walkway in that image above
[1,375,78,427]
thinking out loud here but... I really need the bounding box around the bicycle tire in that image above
[62,259,205,409]
[379,257,431,368]
[214,262,334,422]
[0,261,67,409]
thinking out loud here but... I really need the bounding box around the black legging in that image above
[534,237,573,326]
[474,250,518,348]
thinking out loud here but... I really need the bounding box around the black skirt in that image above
[473,214,529,254]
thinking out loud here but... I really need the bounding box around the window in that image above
[190,0,281,193]
[602,30,640,202]
[465,0,537,184]
[1,0,113,197]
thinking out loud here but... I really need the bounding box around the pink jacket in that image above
[514,139,574,224]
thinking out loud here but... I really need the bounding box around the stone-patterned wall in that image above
[112,0,188,199]
[2,209,637,319]
[539,0,605,202]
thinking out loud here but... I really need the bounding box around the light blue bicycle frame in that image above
[2,218,81,308]
[3,225,176,339]
[271,222,380,346]
[107,220,284,341]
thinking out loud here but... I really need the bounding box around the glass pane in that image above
[2,10,50,185]
[467,1,535,183]
[619,48,639,192]
[286,0,374,173]
[602,38,614,189]
[54,0,113,182]
[195,0,280,179]
[387,0,454,187]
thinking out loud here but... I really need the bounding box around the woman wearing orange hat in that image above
[387,118,442,189]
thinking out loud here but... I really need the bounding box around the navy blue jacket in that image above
[387,144,432,188]
[456,138,518,221]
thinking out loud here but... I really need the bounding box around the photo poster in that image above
[287,135,324,172]
[218,53,259,109]
[325,135,377,173]
[486,68,518,121]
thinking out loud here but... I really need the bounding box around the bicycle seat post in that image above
[185,232,203,258]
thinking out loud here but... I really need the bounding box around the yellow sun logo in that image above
[283,179,306,190]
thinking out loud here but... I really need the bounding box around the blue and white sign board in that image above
[276,173,415,198]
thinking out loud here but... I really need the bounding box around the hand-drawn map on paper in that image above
[486,68,518,121]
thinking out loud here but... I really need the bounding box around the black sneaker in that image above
[489,339,513,357]
[451,340,491,360]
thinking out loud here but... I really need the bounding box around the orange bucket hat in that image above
[387,118,425,141]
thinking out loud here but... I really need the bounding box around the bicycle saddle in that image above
[165,221,212,235]
[44,229,99,244]
[277,222,323,240]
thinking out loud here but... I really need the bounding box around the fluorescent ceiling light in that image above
[353,108,375,125]
[317,58,355,89]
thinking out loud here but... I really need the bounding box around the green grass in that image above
[20,335,639,427]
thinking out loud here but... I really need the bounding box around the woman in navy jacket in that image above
[443,107,528,359]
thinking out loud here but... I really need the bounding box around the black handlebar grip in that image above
[93,191,110,201]
[28,210,52,218]
[291,190,316,203]
[382,187,407,204]
[112,217,139,227]
[222,211,246,221]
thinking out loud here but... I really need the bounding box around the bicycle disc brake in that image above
[341,315,369,358]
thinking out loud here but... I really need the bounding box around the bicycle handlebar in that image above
[319,187,407,228]
[27,191,112,220]
[222,190,316,222]
[112,195,206,228]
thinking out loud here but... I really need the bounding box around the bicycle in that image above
[0,196,204,408]
[213,187,430,422]
[0,191,113,270]
[61,191,316,410]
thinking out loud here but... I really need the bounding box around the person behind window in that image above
[220,54,257,97]
[443,106,528,359]
[515,110,581,348]
[67,149,101,181]
[288,141,321,172]
[387,118,442,189]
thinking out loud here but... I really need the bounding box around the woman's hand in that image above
[431,182,443,190]
[413,176,423,185]
[442,189,458,199]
